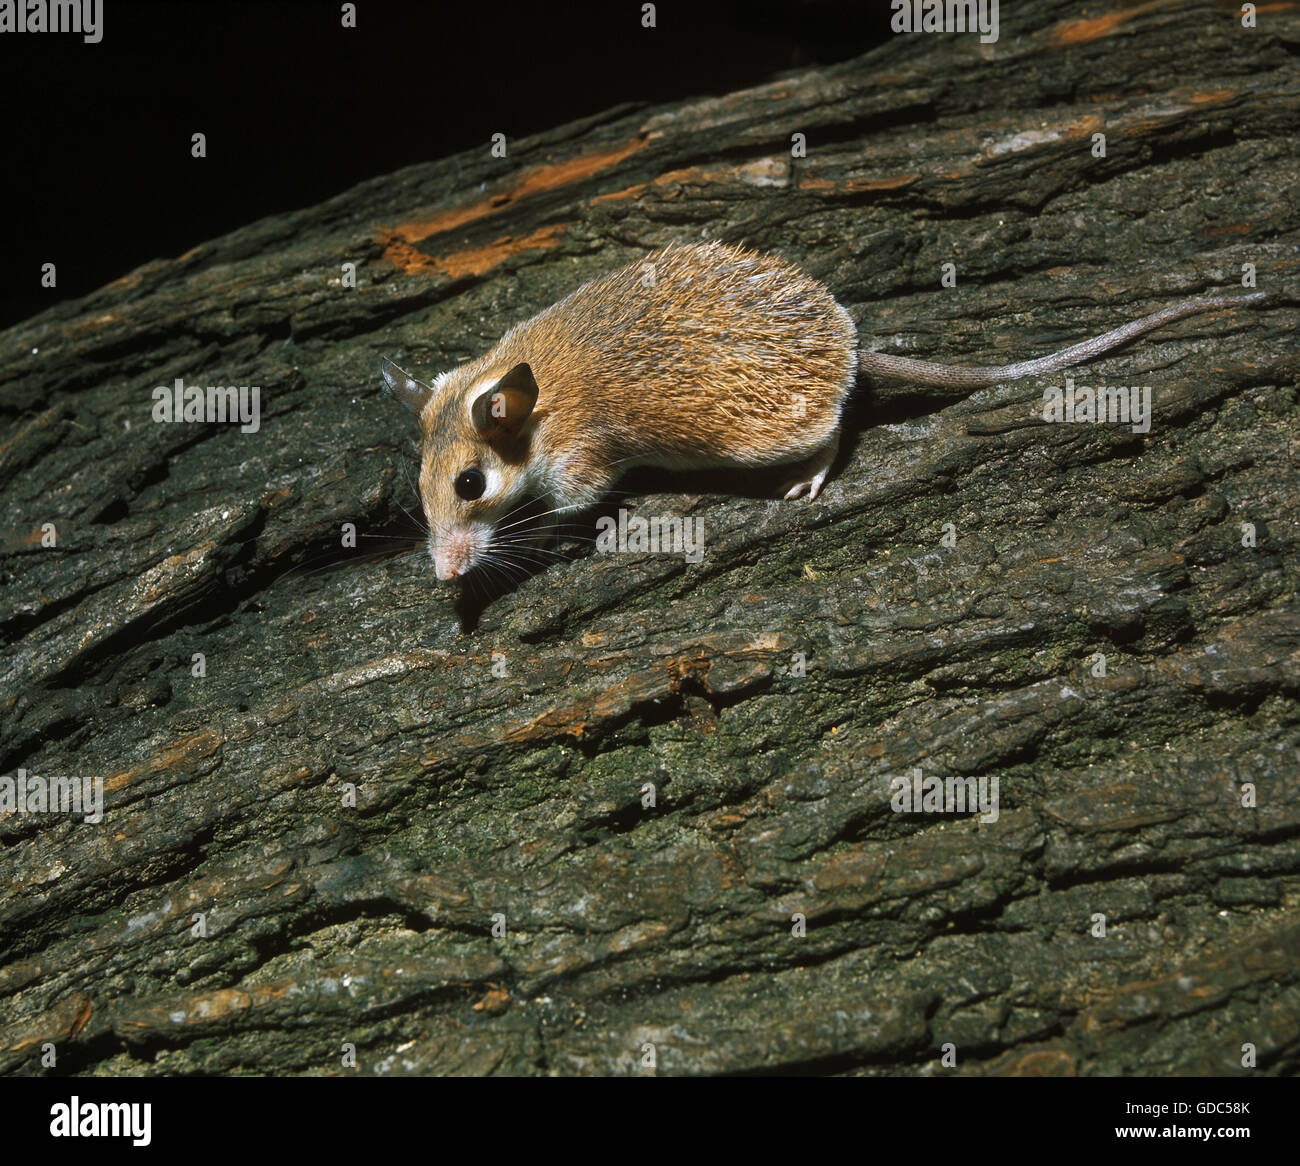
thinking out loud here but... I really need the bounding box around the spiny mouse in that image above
[380,240,1264,581]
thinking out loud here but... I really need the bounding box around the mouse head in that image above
[381,357,539,581]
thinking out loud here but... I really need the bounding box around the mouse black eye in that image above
[455,468,486,501]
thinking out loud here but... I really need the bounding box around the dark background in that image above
[0,0,889,332]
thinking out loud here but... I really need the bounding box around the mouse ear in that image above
[380,357,434,415]
[470,363,539,438]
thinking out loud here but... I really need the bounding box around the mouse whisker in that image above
[492,504,592,534]
[396,454,433,534]
[493,495,547,526]
[493,544,576,564]
[491,543,579,573]
[396,501,432,536]
[481,558,541,587]
[476,563,514,593]
[497,537,590,554]
[478,552,531,591]
[268,545,420,589]
[484,541,556,568]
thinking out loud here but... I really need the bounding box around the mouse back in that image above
[463,240,858,476]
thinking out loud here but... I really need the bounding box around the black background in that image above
[1,0,889,331]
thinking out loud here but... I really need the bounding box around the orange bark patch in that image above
[1204,221,1251,236]
[8,992,94,1052]
[70,995,93,1037]
[512,137,648,198]
[102,730,223,794]
[799,173,916,194]
[1054,10,1130,43]
[1053,0,1170,44]
[592,157,792,203]
[380,137,647,246]
[473,987,510,1015]
[1187,86,1237,103]
[381,223,568,279]
[991,1047,1077,1076]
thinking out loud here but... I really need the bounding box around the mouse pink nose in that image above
[433,530,476,581]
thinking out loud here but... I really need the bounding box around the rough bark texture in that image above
[2,1,1298,1076]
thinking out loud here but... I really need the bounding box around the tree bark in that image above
[2,0,1298,1075]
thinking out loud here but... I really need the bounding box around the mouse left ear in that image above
[471,362,539,438]
[380,357,434,416]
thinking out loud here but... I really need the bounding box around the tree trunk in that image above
[2,0,1298,1076]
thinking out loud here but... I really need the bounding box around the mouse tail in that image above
[857,291,1267,389]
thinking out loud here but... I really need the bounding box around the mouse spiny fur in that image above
[380,240,1265,582]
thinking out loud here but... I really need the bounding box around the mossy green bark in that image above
[1,0,1298,1075]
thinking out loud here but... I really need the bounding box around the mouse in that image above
[380,240,1265,582]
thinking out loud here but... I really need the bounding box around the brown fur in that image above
[421,241,858,515]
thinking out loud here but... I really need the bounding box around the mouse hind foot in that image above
[779,432,841,501]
